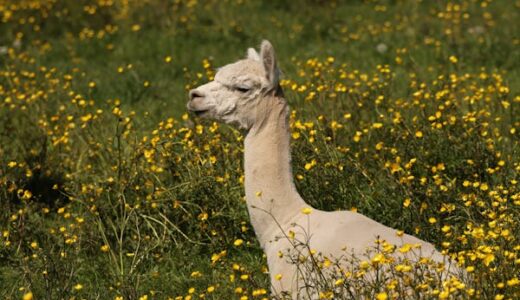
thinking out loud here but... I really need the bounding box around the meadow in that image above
[0,0,519,299]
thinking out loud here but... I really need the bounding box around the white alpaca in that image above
[187,40,459,298]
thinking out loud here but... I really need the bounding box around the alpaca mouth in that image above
[187,102,211,117]
[195,110,208,116]
[192,109,210,117]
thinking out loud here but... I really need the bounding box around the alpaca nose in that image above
[189,89,204,100]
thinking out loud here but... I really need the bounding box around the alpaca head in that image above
[187,40,281,129]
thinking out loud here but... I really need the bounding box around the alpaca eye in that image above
[235,86,250,93]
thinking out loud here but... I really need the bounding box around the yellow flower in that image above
[395,264,411,272]
[100,244,110,252]
[252,289,267,296]
[507,277,520,286]
[22,190,32,200]
[210,250,226,264]
[319,291,333,299]
[449,55,458,64]
[376,292,388,300]
[301,207,313,215]
[371,253,385,264]
[198,212,208,221]
[275,273,283,281]
[323,257,332,267]
[81,114,92,122]
[359,260,370,269]
[304,159,316,170]
[415,131,423,138]
[22,292,33,300]
[233,239,244,246]
[190,271,202,278]
[399,244,412,253]
[483,253,495,266]
[74,283,83,290]
[438,290,450,299]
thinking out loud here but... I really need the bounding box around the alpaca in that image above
[187,40,460,298]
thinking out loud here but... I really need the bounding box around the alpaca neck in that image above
[243,95,306,247]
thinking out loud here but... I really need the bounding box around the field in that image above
[0,0,519,299]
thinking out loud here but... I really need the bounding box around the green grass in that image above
[0,0,519,299]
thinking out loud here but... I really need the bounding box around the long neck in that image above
[243,95,306,247]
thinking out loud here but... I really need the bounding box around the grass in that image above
[0,0,519,299]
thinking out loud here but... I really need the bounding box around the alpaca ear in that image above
[260,40,279,87]
[246,48,260,61]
